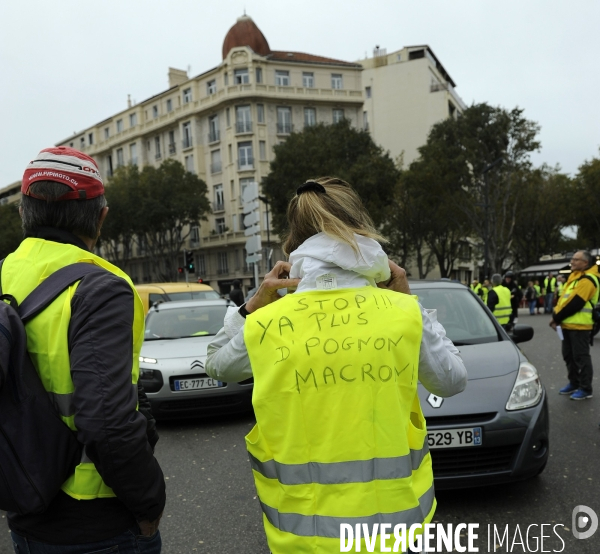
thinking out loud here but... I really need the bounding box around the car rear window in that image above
[167,291,221,301]
[415,288,499,345]
[145,305,227,339]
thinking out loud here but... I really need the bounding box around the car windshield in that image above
[167,291,221,301]
[415,287,500,345]
[145,305,227,340]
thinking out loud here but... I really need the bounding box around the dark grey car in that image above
[412,281,549,489]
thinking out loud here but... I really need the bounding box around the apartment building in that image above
[2,15,470,289]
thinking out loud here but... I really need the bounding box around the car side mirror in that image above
[510,324,534,344]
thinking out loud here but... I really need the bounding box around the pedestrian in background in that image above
[544,272,557,313]
[206,177,467,553]
[482,278,491,304]
[488,273,512,329]
[229,279,244,306]
[551,250,600,400]
[470,277,485,302]
[534,280,543,314]
[556,274,566,299]
[502,271,522,329]
[2,147,166,553]
[525,281,538,315]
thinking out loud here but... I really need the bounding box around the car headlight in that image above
[506,362,543,411]
[139,356,158,364]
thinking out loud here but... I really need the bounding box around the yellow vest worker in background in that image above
[551,251,600,400]
[206,177,468,553]
[470,278,485,303]
[2,147,165,553]
[487,274,512,329]
[544,273,557,313]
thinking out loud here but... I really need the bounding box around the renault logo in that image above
[190,360,204,371]
[427,394,443,408]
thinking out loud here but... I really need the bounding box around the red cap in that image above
[22,146,104,200]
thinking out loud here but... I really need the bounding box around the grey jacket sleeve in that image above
[207,304,468,398]
[69,272,166,522]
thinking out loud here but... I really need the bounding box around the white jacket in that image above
[206,233,467,397]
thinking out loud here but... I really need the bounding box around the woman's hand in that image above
[245,261,302,314]
[377,260,411,295]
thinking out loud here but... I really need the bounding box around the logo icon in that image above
[572,505,598,539]
[190,360,204,371]
[427,394,443,408]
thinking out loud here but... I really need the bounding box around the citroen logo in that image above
[427,394,443,408]
[190,360,204,371]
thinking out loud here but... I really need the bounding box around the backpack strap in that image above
[19,263,107,324]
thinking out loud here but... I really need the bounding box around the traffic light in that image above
[177,267,183,274]
[185,251,195,273]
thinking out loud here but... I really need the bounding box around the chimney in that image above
[168,67,188,88]
[127,94,132,108]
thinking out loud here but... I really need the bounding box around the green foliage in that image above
[0,203,22,260]
[572,156,600,247]
[102,159,210,281]
[262,120,400,236]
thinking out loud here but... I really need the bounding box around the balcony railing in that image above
[210,161,222,173]
[182,137,193,149]
[238,157,254,170]
[208,130,220,143]
[277,123,292,134]
[213,202,225,212]
[236,121,253,134]
[217,267,229,275]
[168,143,176,154]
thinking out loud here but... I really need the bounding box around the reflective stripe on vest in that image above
[492,285,512,324]
[557,273,600,327]
[1,238,144,500]
[244,287,434,550]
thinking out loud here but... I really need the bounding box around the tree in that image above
[0,203,22,260]
[415,103,541,275]
[262,120,400,237]
[571,156,600,247]
[102,159,211,281]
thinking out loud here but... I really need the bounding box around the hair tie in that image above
[296,181,327,196]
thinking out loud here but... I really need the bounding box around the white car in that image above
[138,299,253,419]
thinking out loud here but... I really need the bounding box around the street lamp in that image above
[482,157,503,280]
[259,196,272,271]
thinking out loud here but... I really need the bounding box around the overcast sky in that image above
[1,0,598,187]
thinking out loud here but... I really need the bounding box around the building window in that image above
[277,107,292,134]
[365,86,372,98]
[116,148,124,167]
[214,184,224,211]
[257,104,265,123]
[182,122,192,149]
[106,155,113,177]
[166,98,173,112]
[217,250,228,273]
[234,68,249,84]
[236,105,252,133]
[152,105,159,118]
[129,143,137,165]
[155,136,162,159]
[116,119,123,133]
[303,72,314,88]
[211,150,222,174]
[88,132,94,145]
[275,70,290,86]
[226,107,230,127]
[238,142,253,170]
[332,108,345,123]
[104,127,110,139]
[448,102,457,118]
[259,140,266,160]
[129,113,137,127]
[363,111,369,131]
[80,137,85,148]
[216,219,227,236]
[255,67,263,83]
[197,254,206,275]
[208,114,220,142]
[304,108,316,127]
[190,226,200,246]
[207,79,216,95]
[168,130,176,154]
[183,88,192,104]
[185,154,195,173]
[331,74,343,89]
[224,72,229,86]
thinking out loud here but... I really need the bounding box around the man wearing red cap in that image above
[1,147,166,553]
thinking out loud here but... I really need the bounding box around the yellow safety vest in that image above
[556,274,599,329]
[492,285,512,325]
[244,287,435,553]
[544,277,556,293]
[1,238,144,500]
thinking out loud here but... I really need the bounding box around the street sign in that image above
[243,211,260,226]
[245,234,261,255]
[241,182,259,204]
[244,224,260,236]
[246,253,263,265]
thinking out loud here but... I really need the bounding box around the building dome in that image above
[222,15,271,59]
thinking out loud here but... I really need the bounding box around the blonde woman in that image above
[206,177,467,553]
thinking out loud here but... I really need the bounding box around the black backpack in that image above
[0,261,105,514]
